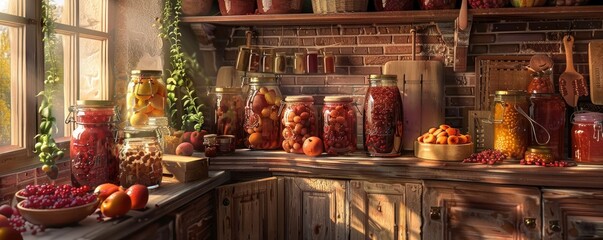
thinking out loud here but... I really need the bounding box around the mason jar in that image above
[323,96,357,155]
[244,75,282,150]
[493,90,530,159]
[572,112,603,163]
[363,75,403,157]
[524,146,554,164]
[281,96,318,154]
[530,93,565,159]
[126,70,165,126]
[215,87,246,148]
[119,126,163,189]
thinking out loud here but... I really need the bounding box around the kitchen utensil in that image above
[235,31,253,72]
[589,40,603,105]
[560,35,587,107]
[459,0,468,30]
[383,28,444,151]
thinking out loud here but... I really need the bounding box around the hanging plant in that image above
[35,0,64,179]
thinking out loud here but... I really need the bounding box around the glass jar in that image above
[68,100,119,189]
[323,96,357,155]
[217,135,236,154]
[527,75,554,94]
[375,0,414,11]
[147,117,181,155]
[524,146,554,164]
[119,126,163,189]
[274,52,287,74]
[248,49,261,72]
[294,52,305,74]
[572,112,603,163]
[261,50,274,73]
[244,75,282,150]
[418,0,457,10]
[363,75,403,157]
[126,70,165,126]
[493,90,530,159]
[203,134,218,157]
[281,96,318,154]
[323,52,335,74]
[306,50,318,74]
[215,87,246,148]
[530,94,566,159]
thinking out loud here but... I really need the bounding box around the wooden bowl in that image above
[17,200,98,227]
[414,141,474,161]
[14,190,27,203]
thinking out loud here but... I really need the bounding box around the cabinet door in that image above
[350,181,422,240]
[217,177,278,240]
[543,189,603,239]
[174,190,215,240]
[284,177,348,240]
[423,181,541,240]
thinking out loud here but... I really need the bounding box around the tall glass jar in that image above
[68,100,119,189]
[363,75,403,157]
[281,96,318,154]
[530,94,566,159]
[493,90,530,159]
[323,96,357,155]
[215,87,246,148]
[126,70,165,126]
[244,75,282,150]
[527,75,554,94]
[119,126,163,189]
[572,112,603,163]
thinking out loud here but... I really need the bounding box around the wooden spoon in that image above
[459,0,468,31]
[559,35,581,107]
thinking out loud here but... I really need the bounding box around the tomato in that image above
[100,191,131,218]
[126,184,149,210]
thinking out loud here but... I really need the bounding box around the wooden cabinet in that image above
[173,190,215,240]
[350,180,422,240]
[423,181,541,240]
[543,189,603,240]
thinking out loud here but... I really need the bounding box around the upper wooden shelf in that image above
[181,5,603,26]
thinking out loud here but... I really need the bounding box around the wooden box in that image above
[162,154,209,183]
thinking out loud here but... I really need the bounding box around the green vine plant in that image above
[158,0,204,131]
[35,0,64,179]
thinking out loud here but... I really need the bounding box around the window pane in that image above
[79,0,104,32]
[45,34,67,138]
[79,37,103,100]
[0,26,12,146]
[50,0,70,26]
[0,0,21,16]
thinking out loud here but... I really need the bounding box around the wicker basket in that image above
[311,0,368,13]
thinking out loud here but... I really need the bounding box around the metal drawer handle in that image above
[430,207,441,220]
[524,218,536,229]
[549,220,561,232]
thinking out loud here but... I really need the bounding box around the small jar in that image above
[527,75,554,94]
[524,146,554,164]
[281,96,318,154]
[203,134,218,157]
[126,70,165,126]
[248,49,261,72]
[306,50,318,74]
[572,112,603,163]
[244,75,282,150]
[148,117,171,152]
[530,94,566,159]
[294,52,305,74]
[119,126,163,189]
[323,52,335,74]
[217,135,236,154]
[215,87,246,148]
[323,96,357,155]
[274,52,287,74]
[261,51,274,73]
[363,75,403,157]
[493,90,530,159]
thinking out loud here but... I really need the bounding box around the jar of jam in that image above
[363,75,403,157]
[217,135,236,154]
[306,50,318,74]
[524,146,554,164]
[119,126,163,189]
[244,75,282,150]
[126,70,165,126]
[203,134,218,157]
[323,96,357,155]
[530,94,566,159]
[493,90,530,159]
[68,100,119,189]
[323,52,335,74]
[281,96,318,154]
[572,112,603,163]
[215,87,246,148]
[527,75,554,94]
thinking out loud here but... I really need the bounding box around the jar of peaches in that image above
[215,87,246,148]
[572,112,603,163]
[363,75,403,157]
[493,90,530,159]
[126,70,166,126]
[281,96,318,153]
[323,96,357,155]
[244,75,282,150]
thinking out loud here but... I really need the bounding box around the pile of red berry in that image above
[520,159,577,167]
[0,204,44,235]
[20,184,96,209]
[463,149,507,165]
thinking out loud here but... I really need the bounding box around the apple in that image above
[190,130,207,151]
[125,184,149,210]
[0,205,13,218]
[176,142,194,156]
[302,136,324,157]
[182,132,192,143]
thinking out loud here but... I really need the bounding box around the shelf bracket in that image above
[434,15,472,71]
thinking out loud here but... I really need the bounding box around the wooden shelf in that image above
[181,5,603,26]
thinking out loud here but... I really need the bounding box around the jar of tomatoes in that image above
[572,112,603,163]
[281,96,318,154]
[215,87,246,148]
[126,70,166,126]
[119,126,163,189]
[68,100,119,189]
[323,96,357,155]
[493,90,530,159]
[364,75,403,157]
[244,75,283,150]
[530,93,566,159]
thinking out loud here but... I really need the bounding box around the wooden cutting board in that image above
[589,40,603,105]
[162,154,209,183]
[384,60,445,151]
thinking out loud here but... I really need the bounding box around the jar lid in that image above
[217,135,235,143]
[307,50,318,54]
[124,126,158,139]
[495,90,527,96]
[215,87,243,94]
[285,95,314,102]
[276,52,286,56]
[147,117,169,126]
[573,111,603,123]
[204,134,218,139]
[76,100,114,107]
[369,74,397,81]
[324,96,353,102]
[131,70,162,76]
[526,146,552,154]
[249,75,277,84]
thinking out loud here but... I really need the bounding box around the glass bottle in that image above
[248,49,260,72]
[306,50,318,74]
[203,134,218,157]
[215,87,246,148]
[281,96,318,154]
[244,75,282,150]
[119,126,163,189]
[126,70,165,126]
[274,52,287,74]
[68,100,119,189]
[323,96,357,155]
[572,112,603,163]
[147,117,180,154]
[493,90,530,159]
[323,51,335,74]
[261,50,274,73]
[363,75,403,157]
[529,93,566,159]
[294,52,305,74]
[527,74,554,94]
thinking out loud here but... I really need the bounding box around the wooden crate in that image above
[475,56,533,110]
[162,155,209,183]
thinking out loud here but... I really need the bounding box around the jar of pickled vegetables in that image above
[244,75,282,150]
[493,90,530,159]
[68,100,119,189]
[524,146,554,164]
[323,96,357,155]
[530,94,565,159]
[126,70,165,126]
[281,96,318,154]
[119,126,163,189]
[215,87,246,148]
[572,112,603,163]
[363,75,403,157]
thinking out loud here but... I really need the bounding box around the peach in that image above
[436,135,448,144]
[176,142,194,156]
[433,129,444,136]
[447,135,459,144]
[458,135,468,144]
[465,134,472,143]
[439,124,450,130]
[436,131,448,138]
[428,127,438,134]
[417,136,424,143]
[423,134,436,144]
[445,127,458,136]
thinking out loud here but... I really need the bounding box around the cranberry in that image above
[364,85,403,156]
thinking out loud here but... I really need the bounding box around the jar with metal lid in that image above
[217,135,236,154]
[524,146,554,164]
[363,75,403,157]
[493,90,530,159]
[67,100,119,189]
[274,52,287,74]
[147,117,181,154]
[323,96,357,155]
[119,126,163,189]
[215,87,246,148]
[530,93,565,159]
[294,52,305,74]
[306,50,318,74]
[323,52,335,74]
[204,134,218,157]
[281,95,318,154]
[126,70,165,126]
[244,75,282,149]
[527,75,554,94]
[572,112,603,163]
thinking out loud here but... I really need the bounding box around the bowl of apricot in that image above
[414,124,474,161]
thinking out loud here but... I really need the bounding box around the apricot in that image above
[436,131,448,138]
[447,135,459,144]
[465,134,472,143]
[433,129,444,136]
[428,127,438,134]
[445,127,458,136]
[436,135,448,144]
[417,136,424,143]
[423,134,436,144]
[458,135,468,144]
[439,124,450,130]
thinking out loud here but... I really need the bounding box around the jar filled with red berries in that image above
[572,112,603,163]
[281,96,318,154]
[244,75,282,150]
[215,87,246,148]
[363,75,403,157]
[529,93,566,159]
[68,100,119,189]
[323,96,357,155]
[119,126,163,189]
[493,90,530,159]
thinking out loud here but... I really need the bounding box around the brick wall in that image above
[0,161,70,206]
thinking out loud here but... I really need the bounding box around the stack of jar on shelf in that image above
[236,47,336,75]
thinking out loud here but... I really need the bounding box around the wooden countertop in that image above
[207,150,603,189]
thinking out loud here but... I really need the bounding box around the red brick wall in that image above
[0,161,70,206]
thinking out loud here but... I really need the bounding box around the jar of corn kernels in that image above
[493,90,530,159]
